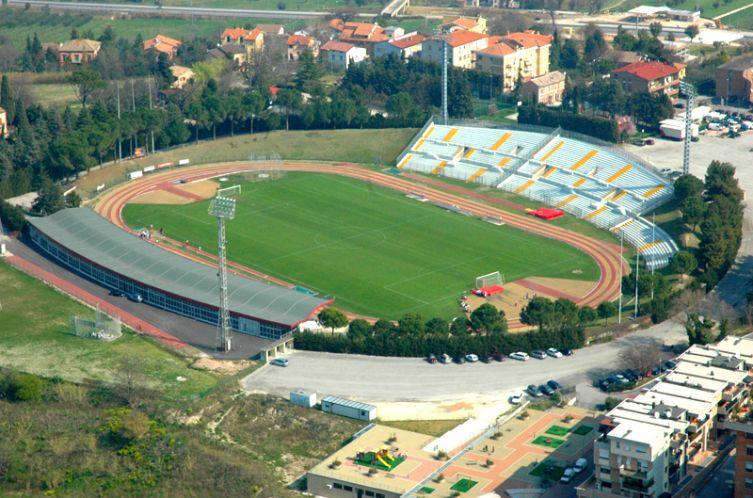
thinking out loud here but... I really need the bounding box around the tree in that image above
[347,318,371,340]
[686,313,716,345]
[681,196,705,232]
[578,306,598,324]
[559,38,579,69]
[32,174,65,215]
[318,308,348,332]
[597,301,617,327]
[399,313,424,336]
[619,339,663,375]
[0,74,13,122]
[649,22,663,38]
[685,25,699,43]
[673,174,704,204]
[670,251,697,280]
[470,303,506,334]
[276,88,302,131]
[584,25,607,61]
[68,68,106,107]
[520,296,554,332]
[425,317,449,336]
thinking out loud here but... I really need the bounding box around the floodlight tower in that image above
[434,26,449,125]
[208,195,236,352]
[679,81,695,176]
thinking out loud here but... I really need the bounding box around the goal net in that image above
[69,307,122,341]
[475,271,504,289]
[217,184,242,198]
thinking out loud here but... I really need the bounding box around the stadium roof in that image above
[27,208,331,327]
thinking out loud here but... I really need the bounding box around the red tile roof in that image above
[445,30,487,47]
[221,27,263,42]
[389,33,425,49]
[144,35,182,54]
[479,42,515,56]
[321,40,356,53]
[328,18,388,43]
[613,60,681,81]
[442,17,480,30]
[287,34,314,47]
[501,31,552,49]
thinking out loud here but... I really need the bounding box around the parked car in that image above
[465,354,479,363]
[510,352,529,361]
[574,458,588,473]
[453,355,466,364]
[598,379,611,391]
[439,353,451,364]
[530,350,547,360]
[509,392,524,404]
[270,357,289,367]
[481,354,494,363]
[623,369,639,382]
[547,380,562,391]
[126,292,143,303]
[644,138,655,145]
[631,139,646,146]
[562,348,574,356]
[546,348,562,358]
[492,351,505,362]
[539,384,555,396]
[659,167,672,176]
[560,468,575,483]
[527,384,542,397]
[427,353,437,364]
[664,359,678,370]
[110,289,124,297]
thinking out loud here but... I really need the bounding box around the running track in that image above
[94,162,626,325]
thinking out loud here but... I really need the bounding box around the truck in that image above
[659,119,699,140]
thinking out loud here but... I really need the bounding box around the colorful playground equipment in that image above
[354,448,406,471]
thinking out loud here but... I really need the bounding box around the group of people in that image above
[459,294,471,313]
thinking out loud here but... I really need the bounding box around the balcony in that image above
[621,476,654,493]
[620,467,649,479]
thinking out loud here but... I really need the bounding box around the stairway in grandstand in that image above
[396,121,678,269]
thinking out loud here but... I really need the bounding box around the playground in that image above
[423,407,599,496]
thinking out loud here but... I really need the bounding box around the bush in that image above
[0,372,45,401]
[604,397,621,411]
[518,105,620,142]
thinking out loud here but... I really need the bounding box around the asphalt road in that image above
[242,320,685,403]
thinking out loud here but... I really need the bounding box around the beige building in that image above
[476,31,552,93]
[716,54,753,105]
[440,15,487,34]
[220,27,264,61]
[422,30,489,69]
[522,70,566,105]
[169,65,195,89]
[612,61,685,102]
[0,106,8,138]
[287,34,319,61]
[143,35,182,59]
[58,39,101,65]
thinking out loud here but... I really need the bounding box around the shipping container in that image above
[290,389,317,408]
[321,396,376,421]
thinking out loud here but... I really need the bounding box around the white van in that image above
[509,352,530,361]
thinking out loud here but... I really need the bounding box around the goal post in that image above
[217,184,241,198]
[475,271,504,289]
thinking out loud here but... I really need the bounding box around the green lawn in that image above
[27,83,79,108]
[572,425,595,436]
[122,173,599,319]
[40,0,384,11]
[0,260,217,400]
[532,435,565,448]
[450,478,478,492]
[530,460,567,480]
[545,425,571,437]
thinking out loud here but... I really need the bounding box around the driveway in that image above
[242,320,684,404]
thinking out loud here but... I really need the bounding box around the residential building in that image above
[0,106,8,138]
[422,30,489,69]
[441,15,487,34]
[170,65,195,89]
[58,39,101,65]
[217,44,248,66]
[716,54,753,105]
[328,19,389,53]
[287,34,319,61]
[612,60,685,101]
[257,24,285,36]
[220,27,264,60]
[476,31,552,93]
[143,35,182,59]
[522,70,566,105]
[374,33,425,59]
[577,335,753,498]
[320,41,367,70]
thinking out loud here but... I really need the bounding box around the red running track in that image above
[95,161,628,327]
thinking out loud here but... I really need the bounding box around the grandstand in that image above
[27,208,333,341]
[397,120,678,269]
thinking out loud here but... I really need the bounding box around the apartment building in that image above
[612,61,686,102]
[716,54,753,105]
[421,30,489,69]
[476,31,553,93]
[374,33,425,59]
[320,41,367,70]
[522,70,566,105]
[578,335,753,498]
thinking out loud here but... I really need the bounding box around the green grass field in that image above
[532,435,565,448]
[0,260,217,400]
[123,173,599,319]
[545,425,571,437]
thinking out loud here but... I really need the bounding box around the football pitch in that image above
[122,173,599,319]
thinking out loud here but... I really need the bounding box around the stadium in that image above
[25,121,677,352]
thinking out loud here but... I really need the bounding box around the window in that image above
[745,478,753,489]
[365,492,374,497]
[600,467,611,474]
[747,446,753,456]
[344,486,353,492]
[747,462,753,472]
[376,494,385,498]
[333,483,343,490]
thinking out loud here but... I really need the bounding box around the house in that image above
[220,27,264,60]
[422,30,489,69]
[374,33,425,59]
[0,106,8,138]
[287,34,320,61]
[217,44,248,66]
[716,54,753,105]
[522,71,566,105]
[577,335,753,498]
[612,60,685,101]
[320,41,367,70]
[143,35,182,59]
[476,31,553,93]
[257,24,285,36]
[603,49,642,68]
[170,65,195,89]
[441,16,487,34]
[328,19,389,53]
[58,39,101,65]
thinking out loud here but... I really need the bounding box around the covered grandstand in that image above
[27,208,333,340]
[396,120,678,269]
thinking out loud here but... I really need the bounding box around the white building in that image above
[421,30,489,69]
[374,32,425,59]
[320,40,367,70]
